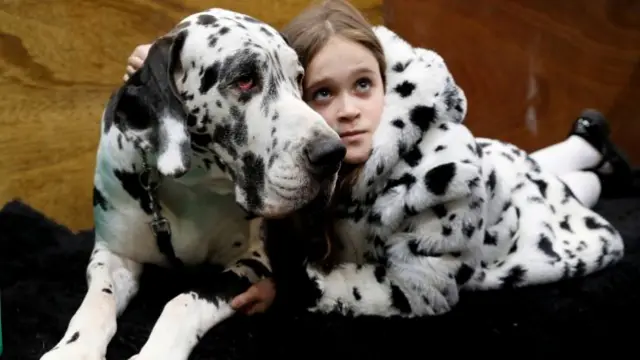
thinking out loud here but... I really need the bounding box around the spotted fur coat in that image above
[265,26,625,318]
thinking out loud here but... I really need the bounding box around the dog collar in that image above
[137,147,185,268]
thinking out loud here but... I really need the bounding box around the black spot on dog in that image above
[259,27,273,37]
[424,162,456,196]
[102,287,112,294]
[113,170,153,215]
[196,14,217,26]
[117,134,124,150]
[394,81,416,98]
[243,15,261,23]
[211,123,238,159]
[93,186,110,211]
[200,62,221,95]
[241,152,266,211]
[229,106,248,146]
[192,131,214,150]
[207,34,218,48]
[66,331,80,344]
[219,26,230,35]
[434,145,447,152]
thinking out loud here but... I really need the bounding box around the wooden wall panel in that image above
[0,0,383,231]
[383,0,640,163]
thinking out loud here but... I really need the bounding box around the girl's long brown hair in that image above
[281,0,387,264]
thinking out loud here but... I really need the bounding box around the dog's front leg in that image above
[40,240,143,360]
[129,236,270,360]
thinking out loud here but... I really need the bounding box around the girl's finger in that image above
[230,289,257,309]
[128,56,144,70]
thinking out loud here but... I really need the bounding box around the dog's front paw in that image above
[39,342,105,360]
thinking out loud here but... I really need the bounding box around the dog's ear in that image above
[106,30,192,177]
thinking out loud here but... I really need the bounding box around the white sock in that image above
[558,171,602,208]
[530,135,606,176]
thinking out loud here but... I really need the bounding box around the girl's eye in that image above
[355,78,372,92]
[312,88,331,101]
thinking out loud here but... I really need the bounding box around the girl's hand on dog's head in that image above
[123,43,152,82]
[231,278,276,315]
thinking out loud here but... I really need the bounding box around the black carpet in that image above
[1,173,640,360]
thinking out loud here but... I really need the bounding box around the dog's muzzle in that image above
[305,137,346,180]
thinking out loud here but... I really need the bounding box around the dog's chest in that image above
[157,178,251,265]
[102,169,250,267]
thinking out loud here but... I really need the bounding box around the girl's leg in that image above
[558,171,601,209]
[529,109,618,176]
[530,109,632,198]
[530,135,605,175]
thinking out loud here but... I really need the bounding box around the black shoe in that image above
[568,109,611,154]
[569,109,633,198]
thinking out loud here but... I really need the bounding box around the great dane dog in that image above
[40,8,345,360]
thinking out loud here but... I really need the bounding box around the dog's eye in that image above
[235,75,254,91]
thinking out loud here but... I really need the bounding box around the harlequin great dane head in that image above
[105,8,346,218]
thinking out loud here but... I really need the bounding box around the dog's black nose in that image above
[306,137,346,178]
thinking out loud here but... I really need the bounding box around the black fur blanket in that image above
[1,172,639,359]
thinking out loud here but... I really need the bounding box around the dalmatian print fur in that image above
[39,8,344,360]
[269,25,625,318]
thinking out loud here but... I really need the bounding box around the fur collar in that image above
[351,26,468,200]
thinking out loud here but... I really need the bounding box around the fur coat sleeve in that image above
[265,26,625,318]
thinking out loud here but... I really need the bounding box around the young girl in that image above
[124,0,631,316]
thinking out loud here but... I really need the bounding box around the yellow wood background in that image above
[0,0,383,231]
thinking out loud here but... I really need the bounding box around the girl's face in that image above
[303,35,385,165]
